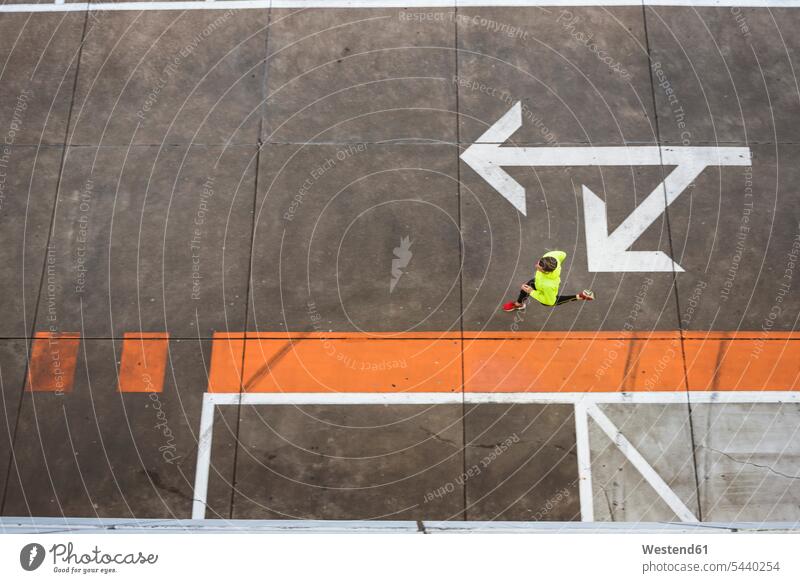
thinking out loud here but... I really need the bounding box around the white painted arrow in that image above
[460,102,752,272]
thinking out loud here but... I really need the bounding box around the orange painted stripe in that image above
[682,331,800,340]
[208,332,245,393]
[685,337,800,391]
[463,335,686,392]
[246,331,460,340]
[205,331,800,393]
[26,332,80,392]
[463,331,683,340]
[118,333,169,393]
[241,336,461,393]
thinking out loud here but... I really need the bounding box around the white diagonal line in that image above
[587,403,698,522]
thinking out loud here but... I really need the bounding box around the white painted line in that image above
[459,103,751,272]
[0,2,87,11]
[688,391,800,404]
[587,403,698,522]
[660,146,752,166]
[465,392,607,405]
[574,402,594,522]
[2,1,800,14]
[212,391,800,406]
[0,2,263,13]
[465,145,749,167]
[211,392,465,406]
[641,0,800,5]
[463,391,694,404]
[191,393,217,520]
[206,392,249,406]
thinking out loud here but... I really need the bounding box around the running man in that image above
[503,250,594,312]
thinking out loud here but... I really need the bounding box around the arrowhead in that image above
[582,185,684,273]
[460,102,527,215]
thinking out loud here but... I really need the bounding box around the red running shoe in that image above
[578,290,595,301]
[502,301,526,312]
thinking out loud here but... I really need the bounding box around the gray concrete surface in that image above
[457,6,656,145]
[0,342,28,503]
[35,145,256,337]
[647,6,800,144]
[668,145,800,330]
[70,10,268,146]
[0,147,62,337]
[464,404,579,521]
[2,339,231,519]
[251,143,461,332]
[692,403,800,522]
[229,404,465,520]
[265,8,457,144]
[0,4,798,523]
[0,14,83,145]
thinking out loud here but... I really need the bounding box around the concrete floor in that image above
[1,4,799,522]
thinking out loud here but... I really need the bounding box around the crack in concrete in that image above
[468,441,510,450]
[144,469,192,502]
[419,427,459,449]
[551,443,578,457]
[597,484,616,521]
[701,446,800,481]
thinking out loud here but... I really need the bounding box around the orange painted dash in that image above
[208,332,245,393]
[26,332,80,393]
[118,333,169,393]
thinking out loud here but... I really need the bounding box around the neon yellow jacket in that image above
[531,250,567,306]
